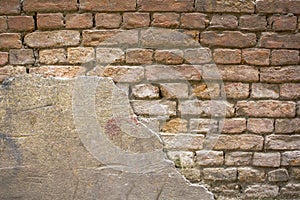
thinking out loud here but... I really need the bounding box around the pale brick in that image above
[259,33,300,49]
[282,151,300,166]
[271,50,299,66]
[239,15,267,31]
[103,66,143,83]
[247,118,274,134]
[221,118,246,134]
[96,48,125,64]
[196,150,224,166]
[152,13,180,28]
[291,168,300,179]
[0,52,8,66]
[123,13,150,29]
[269,15,297,31]
[160,133,204,150]
[8,16,34,32]
[181,13,208,29]
[268,169,289,182]
[154,49,183,65]
[225,152,252,166]
[37,13,64,30]
[203,168,237,181]
[131,84,159,99]
[161,118,188,133]
[25,30,80,48]
[280,83,300,99]
[213,49,241,64]
[281,183,300,198]
[238,167,265,182]
[126,49,153,64]
[0,33,21,49]
[160,83,189,99]
[9,49,35,65]
[184,48,212,64]
[242,48,270,66]
[95,13,122,29]
[260,66,300,83]
[253,152,280,167]
[209,14,238,29]
[179,168,201,183]
[266,135,300,150]
[275,118,300,134]
[244,185,279,199]
[236,100,296,118]
[39,49,66,65]
[80,0,136,11]
[251,83,279,99]
[30,66,85,78]
[138,0,194,12]
[24,0,77,12]
[131,100,176,116]
[298,101,300,116]
[67,47,94,64]
[190,119,218,133]
[192,83,220,99]
[256,0,300,14]
[224,82,249,99]
[138,117,160,133]
[167,151,194,168]
[65,13,93,29]
[0,65,26,83]
[196,0,255,13]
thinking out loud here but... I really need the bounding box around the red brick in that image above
[152,13,180,28]
[221,118,246,134]
[0,33,21,49]
[95,13,122,29]
[138,0,194,12]
[271,50,299,66]
[8,16,34,32]
[9,49,35,65]
[0,0,20,14]
[24,0,77,12]
[259,33,300,49]
[280,83,300,99]
[37,13,64,30]
[210,14,238,29]
[269,15,297,31]
[247,118,274,134]
[196,0,255,13]
[260,66,300,83]
[256,0,300,14]
[201,31,256,48]
[0,17,7,32]
[0,52,8,66]
[242,48,270,66]
[213,49,241,64]
[80,0,136,11]
[126,48,153,64]
[181,13,208,29]
[224,82,249,99]
[154,49,183,65]
[239,15,267,31]
[123,13,150,29]
[66,13,93,29]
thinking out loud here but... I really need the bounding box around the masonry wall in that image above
[0,0,299,199]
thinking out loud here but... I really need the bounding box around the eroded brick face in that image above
[1,0,300,199]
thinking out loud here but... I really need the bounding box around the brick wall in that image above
[0,0,299,199]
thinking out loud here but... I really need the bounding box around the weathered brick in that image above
[242,48,270,66]
[266,135,300,150]
[160,133,204,150]
[201,31,256,48]
[224,82,249,99]
[154,49,183,65]
[180,100,234,117]
[145,65,201,81]
[256,0,300,14]
[131,100,176,116]
[0,33,21,49]
[81,0,135,11]
[269,15,297,31]
[190,119,218,133]
[225,152,252,166]
[203,168,237,181]
[161,118,188,133]
[281,183,300,198]
[0,52,8,66]
[221,118,246,134]
[37,13,64,30]
[24,0,77,12]
[253,152,280,167]
[192,83,220,99]
[103,66,143,83]
[259,33,300,49]
[39,49,66,65]
[123,13,150,29]
[9,49,35,65]
[160,83,189,99]
[7,16,34,32]
[196,0,255,13]
[271,50,299,66]
[238,167,265,182]
[138,0,193,12]
[0,65,26,82]
[180,168,201,183]
[213,134,264,150]
[196,150,224,166]
[291,168,300,180]
[280,83,300,99]
[275,118,300,134]
[96,48,124,64]
[244,185,279,199]
[282,151,300,166]
[260,66,300,83]
[152,13,180,28]
[132,84,159,99]
[167,151,194,168]
[298,101,300,116]
[126,48,153,64]
[237,100,295,118]
[0,0,20,14]
[213,49,241,64]
[247,118,274,134]
[268,169,289,182]
[67,47,94,64]
[95,13,122,29]
[209,14,238,29]
[251,83,279,99]
[181,13,208,29]
[30,65,85,78]
[0,17,7,32]
[66,13,93,29]
[184,48,212,64]
[25,30,80,48]
[239,15,267,31]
